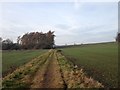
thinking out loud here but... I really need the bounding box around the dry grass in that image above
[56,52,104,88]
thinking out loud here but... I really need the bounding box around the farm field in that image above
[2,42,118,88]
[2,50,103,88]
[61,42,118,88]
[2,50,47,76]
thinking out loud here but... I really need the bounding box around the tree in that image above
[0,37,2,42]
[116,33,120,42]
[17,36,21,44]
[46,31,55,49]
[20,31,55,49]
[11,43,20,50]
[0,37,2,50]
[2,39,13,50]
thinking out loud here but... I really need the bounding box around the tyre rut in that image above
[31,50,66,88]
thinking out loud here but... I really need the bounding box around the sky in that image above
[0,1,118,45]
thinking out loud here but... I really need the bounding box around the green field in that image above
[2,42,118,88]
[2,50,47,76]
[61,42,118,88]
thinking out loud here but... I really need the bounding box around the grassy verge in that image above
[56,51,103,88]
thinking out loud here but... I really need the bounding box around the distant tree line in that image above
[1,31,119,50]
[0,38,20,50]
[0,31,55,50]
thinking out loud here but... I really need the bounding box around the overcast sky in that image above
[0,1,118,45]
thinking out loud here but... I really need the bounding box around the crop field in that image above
[2,42,118,88]
[61,42,118,88]
[2,50,47,76]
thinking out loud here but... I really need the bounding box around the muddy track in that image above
[41,51,65,88]
[31,50,65,88]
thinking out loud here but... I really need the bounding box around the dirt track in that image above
[2,49,104,88]
[31,50,65,88]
